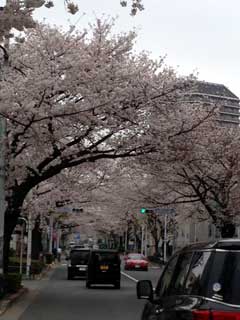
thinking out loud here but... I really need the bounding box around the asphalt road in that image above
[2,263,162,320]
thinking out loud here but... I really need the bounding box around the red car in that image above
[124,253,148,271]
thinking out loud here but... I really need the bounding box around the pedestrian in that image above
[57,247,62,262]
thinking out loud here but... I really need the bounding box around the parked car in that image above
[86,249,121,289]
[67,248,91,280]
[136,239,240,319]
[124,253,149,271]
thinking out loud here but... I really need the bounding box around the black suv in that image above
[86,249,121,289]
[137,239,240,319]
[67,248,90,280]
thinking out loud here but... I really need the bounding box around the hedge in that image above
[4,273,22,293]
[8,257,46,275]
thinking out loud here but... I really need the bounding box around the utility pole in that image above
[141,225,144,255]
[0,119,5,276]
[163,214,167,263]
[18,217,27,275]
[49,215,54,253]
[0,5,9,273]
[144,228,148,257]
[26,211,32,278]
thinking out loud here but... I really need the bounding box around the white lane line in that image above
[121,271,138,283]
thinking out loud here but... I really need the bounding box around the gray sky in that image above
[32,0,240,97]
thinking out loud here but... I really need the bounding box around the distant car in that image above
[124,253,148,271]
[67,248,90,280]
[72,244,85,249]
[86,249,121,289]
[137,239,240,320]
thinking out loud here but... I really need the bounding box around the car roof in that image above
[91,249,119,254]
[70,248,90,252]
[128,253,143,255]
[181,238,240,252]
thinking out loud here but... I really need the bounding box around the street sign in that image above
[152,208,175,215]
[75,233,80,241]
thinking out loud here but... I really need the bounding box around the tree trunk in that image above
[3,211,19,273]
[220,223,236,238]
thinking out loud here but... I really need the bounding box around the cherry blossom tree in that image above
[129,117,240,238]
[0,0,144,42]
[1,20,192,270]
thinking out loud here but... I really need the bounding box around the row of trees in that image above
[0,19,203,270]
[0,4,239,269]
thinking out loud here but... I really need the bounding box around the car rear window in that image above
[70,250,90,265]
[128,254,143,260]
[94,252,119,264]
[185,251,240,305]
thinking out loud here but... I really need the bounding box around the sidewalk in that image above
[0,263,56,317]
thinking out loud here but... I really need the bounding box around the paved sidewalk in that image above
[0,264,56,318]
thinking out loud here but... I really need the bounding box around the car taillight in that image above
[193,311,210,320]
[193,311,240,320]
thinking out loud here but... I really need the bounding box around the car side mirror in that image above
[136,280,153,300]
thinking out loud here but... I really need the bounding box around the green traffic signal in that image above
[140,208,146,214]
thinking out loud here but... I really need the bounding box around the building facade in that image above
[188,81,240,126]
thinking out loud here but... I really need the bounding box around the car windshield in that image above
[128,254,144,260]
[70,251,90,265]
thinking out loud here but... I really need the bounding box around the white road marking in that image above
[121,271,138,283]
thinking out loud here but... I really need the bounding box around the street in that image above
[2,263,162,320]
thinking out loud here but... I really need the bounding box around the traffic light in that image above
[140,208,154,214]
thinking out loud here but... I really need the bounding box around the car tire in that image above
[86,281,91,288]
[114,282,121,289]
[68,273,73,280]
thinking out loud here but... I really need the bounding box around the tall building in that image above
[189,81,240,126]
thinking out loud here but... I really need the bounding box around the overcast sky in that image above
[32,0,240,97]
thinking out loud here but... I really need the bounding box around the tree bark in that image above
[3,211,19,273]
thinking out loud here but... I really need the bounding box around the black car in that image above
[86,249,121,289]
[137,239,240,319]
[67,248,90,280]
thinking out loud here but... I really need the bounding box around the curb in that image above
[0,287,28,316]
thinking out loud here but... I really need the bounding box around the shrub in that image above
[31,260,45,274]
[44,253,54,264]
[8,257,46,275]
[0,275,5,298]
[5,273,22,293]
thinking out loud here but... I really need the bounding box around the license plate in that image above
[79,267,86,271]
[135,265,140,268]
[100,265,109,271]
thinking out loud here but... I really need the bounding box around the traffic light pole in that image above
[163,214,167,263]
[141,225,144,255]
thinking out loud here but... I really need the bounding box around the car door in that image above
[142,252,193,320]
[141,254,179,320]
